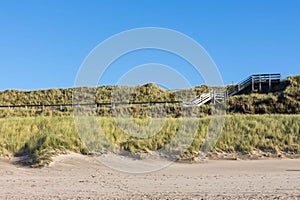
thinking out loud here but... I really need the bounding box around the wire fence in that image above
[0,101,184,110]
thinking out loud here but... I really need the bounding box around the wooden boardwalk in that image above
[189,73,281,106]
[227,73,282,96]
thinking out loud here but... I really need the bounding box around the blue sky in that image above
[0,0,299,90]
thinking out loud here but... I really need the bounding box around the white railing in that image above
[191,90,227,106]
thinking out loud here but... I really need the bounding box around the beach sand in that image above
[1,153,300,199]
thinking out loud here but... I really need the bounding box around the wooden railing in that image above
[191,89,227,106]
[227,73,281,96]
[191,92,212,106]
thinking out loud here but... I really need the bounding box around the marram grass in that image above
[0,115,299,166]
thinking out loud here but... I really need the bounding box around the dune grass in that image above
[0,75,299,118]
[0,114,299,166]
[0,117,88,166]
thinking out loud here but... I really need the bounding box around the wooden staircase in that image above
[190,90,227,106]
[191,92,212,106]
[190,73,282,106]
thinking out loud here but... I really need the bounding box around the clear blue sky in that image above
[0,0,299,90]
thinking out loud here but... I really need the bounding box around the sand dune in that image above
[1,153,300,199]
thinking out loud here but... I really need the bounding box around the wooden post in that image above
[269,74,272,91]
[213,90,216,105]
[259,75,262,92]
[252,76,254,91]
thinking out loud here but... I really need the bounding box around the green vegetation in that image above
[0,75,299,165]
[0,117,88,166]
[227,76,300,114]
[0,84,210,118]
[1,115,299,166]
[0,75,299,117]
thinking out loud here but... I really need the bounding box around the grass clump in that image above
[1,115,300,165]
[0,117,87,166]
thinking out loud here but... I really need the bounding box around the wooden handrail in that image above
[227,73,281,96]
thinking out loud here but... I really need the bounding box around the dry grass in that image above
[0,75,298,118]
[0,115,299,166]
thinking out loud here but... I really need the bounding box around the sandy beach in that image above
[0,153,299,199]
